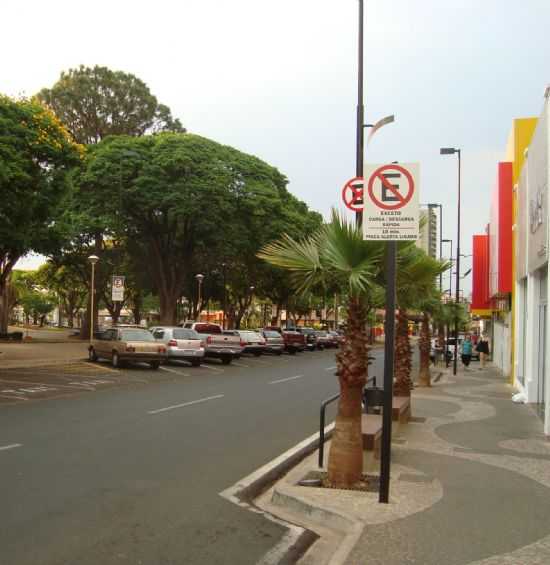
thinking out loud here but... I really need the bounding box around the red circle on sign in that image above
[367,164,414,211]
[341,177,364,212]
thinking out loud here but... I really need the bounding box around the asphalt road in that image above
[0,347,390,565]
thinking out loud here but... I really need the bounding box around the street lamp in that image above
[221,263,227,329]
[195,274,204,321]
[88,255,99,343]
[442,238,453,297]
[440,147,462,376]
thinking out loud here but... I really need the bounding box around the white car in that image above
[150,326,205,366]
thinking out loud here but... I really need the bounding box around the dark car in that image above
[294,327,318,351]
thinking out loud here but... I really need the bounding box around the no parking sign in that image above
[363,163,420,241]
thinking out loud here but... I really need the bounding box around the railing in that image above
[318,373,376,468]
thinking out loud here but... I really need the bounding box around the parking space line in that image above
[325,366,337,371]
[148,394,224,415]
[0,393,28,401]
[0,443,22,452]
[269,375,304,385]
[231,362,251,368]
[251,359,272,366]
[199,364,224,373]
[159,366,191,377]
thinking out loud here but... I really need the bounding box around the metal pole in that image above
[453,151,461,376]
[89,263,95,344]
[355,0,365,228]
[439,204,443,293]
[222,263,227,329]
[379,241,396,503]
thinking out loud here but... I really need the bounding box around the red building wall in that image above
[472,234,491,312]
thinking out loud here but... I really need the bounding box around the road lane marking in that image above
[269,375,304,385]
[148,394,224,415]
[0,443,22,452]
[231,362,250,368]
[325,366,337,371]
[159,366,191,377]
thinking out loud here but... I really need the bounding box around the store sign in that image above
[527,103,549,274]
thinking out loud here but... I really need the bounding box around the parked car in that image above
[264,326,306,354]
[150,326,205,366]
[314,330,331,350]
[181,322,242,364]
[258,329,285,355]
[327,331,342,348]
[88,326,166,369]
[223,330,266,356]
[294,327,318,351]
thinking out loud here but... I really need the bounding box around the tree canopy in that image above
[0,95,83,331]
[37,65,185,144]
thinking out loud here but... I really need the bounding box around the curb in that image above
[220,425,335,564]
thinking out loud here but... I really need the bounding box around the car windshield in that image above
[194,324,222,334]
[241,331,259,339]
[120,329,154,342]
[264,331,281,337]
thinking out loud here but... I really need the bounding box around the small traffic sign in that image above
[363,163,419,241]
[112,275,125,302]
[341,176,364,212]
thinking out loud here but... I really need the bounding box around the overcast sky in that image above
[4,0,550,292]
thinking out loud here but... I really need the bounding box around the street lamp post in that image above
[195,274,204,321]
[221,263,227,329]
[88,255,99,343]
[440,147,461,376]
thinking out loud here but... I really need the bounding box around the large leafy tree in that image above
[75,133,320,325]
[37,65,184,144]
[259,212,383,489]
[0,95,82,332]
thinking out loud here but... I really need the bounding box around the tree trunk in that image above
[132,294,142,325]
[158,289,178,325]
[394,308,413,396]
[417,312,431,387]
[0,281,9,334]
[327,298,368,488]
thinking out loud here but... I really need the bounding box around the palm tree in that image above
[258,212,383,488]
[394,247,448,396]
[416,292,442,387]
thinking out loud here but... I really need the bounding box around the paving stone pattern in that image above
[345,367,550,565]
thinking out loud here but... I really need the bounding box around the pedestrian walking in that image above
[476,334,490,368]
[461,334,473,369]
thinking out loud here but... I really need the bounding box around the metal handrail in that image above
[318,374,376,468]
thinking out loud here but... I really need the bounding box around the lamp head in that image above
[440,147,458,155]
[88,255,99,265]
[195,273,204,283]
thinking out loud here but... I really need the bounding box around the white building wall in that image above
[492,315,512,378]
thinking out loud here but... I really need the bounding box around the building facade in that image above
[417,207,438,258]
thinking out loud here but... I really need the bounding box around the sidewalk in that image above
[257,364,550,564]
[0,340,88,369]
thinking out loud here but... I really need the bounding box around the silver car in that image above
[151,326,205,366]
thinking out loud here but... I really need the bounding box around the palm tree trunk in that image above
[394,308,413,396]
[417,312,431,387]
[327,298,368,488]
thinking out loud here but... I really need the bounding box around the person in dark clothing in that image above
[476,334,490,368]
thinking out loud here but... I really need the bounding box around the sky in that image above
[3,0,550,293]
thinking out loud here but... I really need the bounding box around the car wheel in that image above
[191,359,201,367]
[112,351,120,368]
[288,349,296,355]
[149,361,160,370]
[277,350,283,356]
[221,356,232,365]
[88,347,98,362]
[253,352,262,357]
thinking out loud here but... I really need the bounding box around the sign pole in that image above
[379,241,396,503]
[355,0,364,228]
